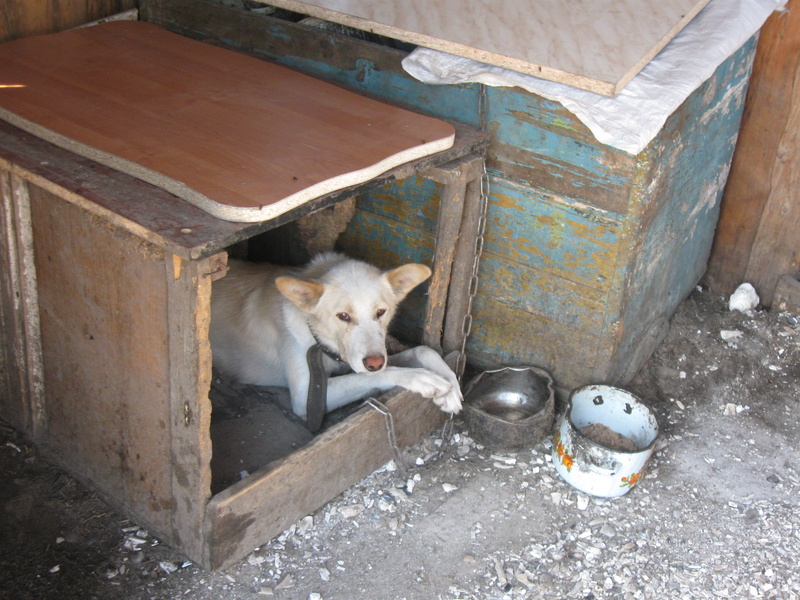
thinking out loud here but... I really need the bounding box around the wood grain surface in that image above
[0,0,136,43]
[705,2,800,303]
[262,0,711,96]
[0,21,455,222]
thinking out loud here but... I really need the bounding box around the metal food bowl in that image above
[462,366,555,450]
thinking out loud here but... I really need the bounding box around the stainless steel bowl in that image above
[462,366,555,450]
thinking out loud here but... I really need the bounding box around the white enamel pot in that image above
[553,385,659,497]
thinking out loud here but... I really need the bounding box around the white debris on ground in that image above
[178,288,797,600]
[226,428,799,600]
[728,282,760,313]
[2,287,799,600]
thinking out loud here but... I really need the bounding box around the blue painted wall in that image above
[155,3,757,389]
[339,38,757,388]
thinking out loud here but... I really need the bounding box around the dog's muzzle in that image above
[363,355,386,372]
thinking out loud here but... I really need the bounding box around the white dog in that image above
[209,253,463,424]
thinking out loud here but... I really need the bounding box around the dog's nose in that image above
[363,355,385,372]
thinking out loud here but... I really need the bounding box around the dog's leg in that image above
[323,365,458,413]
[284,347,454,419]
[284,349,314,419]
[388,346,463,413]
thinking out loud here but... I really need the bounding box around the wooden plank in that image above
[421,154,485,369]
[422,177,465,351]
[28,187,177,540]
[442,165,486,365]
[165,252,225,566]
[6,174,45,438]
[773,274,800,313]
[422,157,481,351]
[706,2,800,300]
[1,0,136,43]
[141,0,484,130]
[0,117,488,261]
[206,388,445,571]
[261,0,710,96]
[743,58,800,304]
[0,171,33,431]
[0,20,455,222]
[0,172,45,437]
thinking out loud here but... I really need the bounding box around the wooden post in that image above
[422,154,484,355]
[166,251,226,566]
[705,1,800,304]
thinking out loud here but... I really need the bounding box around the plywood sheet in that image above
[0,21,455,222]
[263,0,712,96]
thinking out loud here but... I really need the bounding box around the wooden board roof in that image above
[262,0,712,96]
[0,21,455,222]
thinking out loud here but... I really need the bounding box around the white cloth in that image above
[402,0,786,155]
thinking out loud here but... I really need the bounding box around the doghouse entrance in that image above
[0,25,489,563]
[209,376,308,494]
[208,374,366,494]
[206,224,424,495]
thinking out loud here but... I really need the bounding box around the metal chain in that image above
[363,162,489,478]
[364,397,456,480]
[364,398,410,476]
[455,161,490,382]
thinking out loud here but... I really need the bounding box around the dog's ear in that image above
[275,276,325,311]
[385,264,432,301]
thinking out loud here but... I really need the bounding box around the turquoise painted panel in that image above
[484,177,622,291]
[485,87,635,213]
[487,89,626,179]
[605,37,758,381]
[464,292,604,387]
[276,55,483,128]
[473,251,609,334]
[212,18,483,129]
[353,176,441,235]
[338,209,435,267]
[337,38,756,386]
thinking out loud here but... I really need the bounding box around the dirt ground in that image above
[2,285,799,600]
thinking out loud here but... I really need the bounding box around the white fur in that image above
[209,253,463,419]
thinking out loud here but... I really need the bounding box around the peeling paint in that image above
[231,18,758,389]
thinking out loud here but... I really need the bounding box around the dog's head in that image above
[275,257,431,373]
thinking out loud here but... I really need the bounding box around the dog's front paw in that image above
[432,387,463,414]
[405,368,462,414]
[389,367,450,400]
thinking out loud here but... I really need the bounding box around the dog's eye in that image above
[376,308,386,319]
[336,312,351,322]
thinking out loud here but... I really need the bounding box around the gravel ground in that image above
[2,285,799,600]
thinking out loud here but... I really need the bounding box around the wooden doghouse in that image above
[144,0,760,389]
[0,20,489,570]
[0,0,763,571]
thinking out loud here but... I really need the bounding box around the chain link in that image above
[364,397,410,476]
[364,160,489,478]
[364,397,456,480]
[455,160,490,381]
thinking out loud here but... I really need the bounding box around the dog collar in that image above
[305,324,346,434]
[305,344,327,434]
[307,323,347,364]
